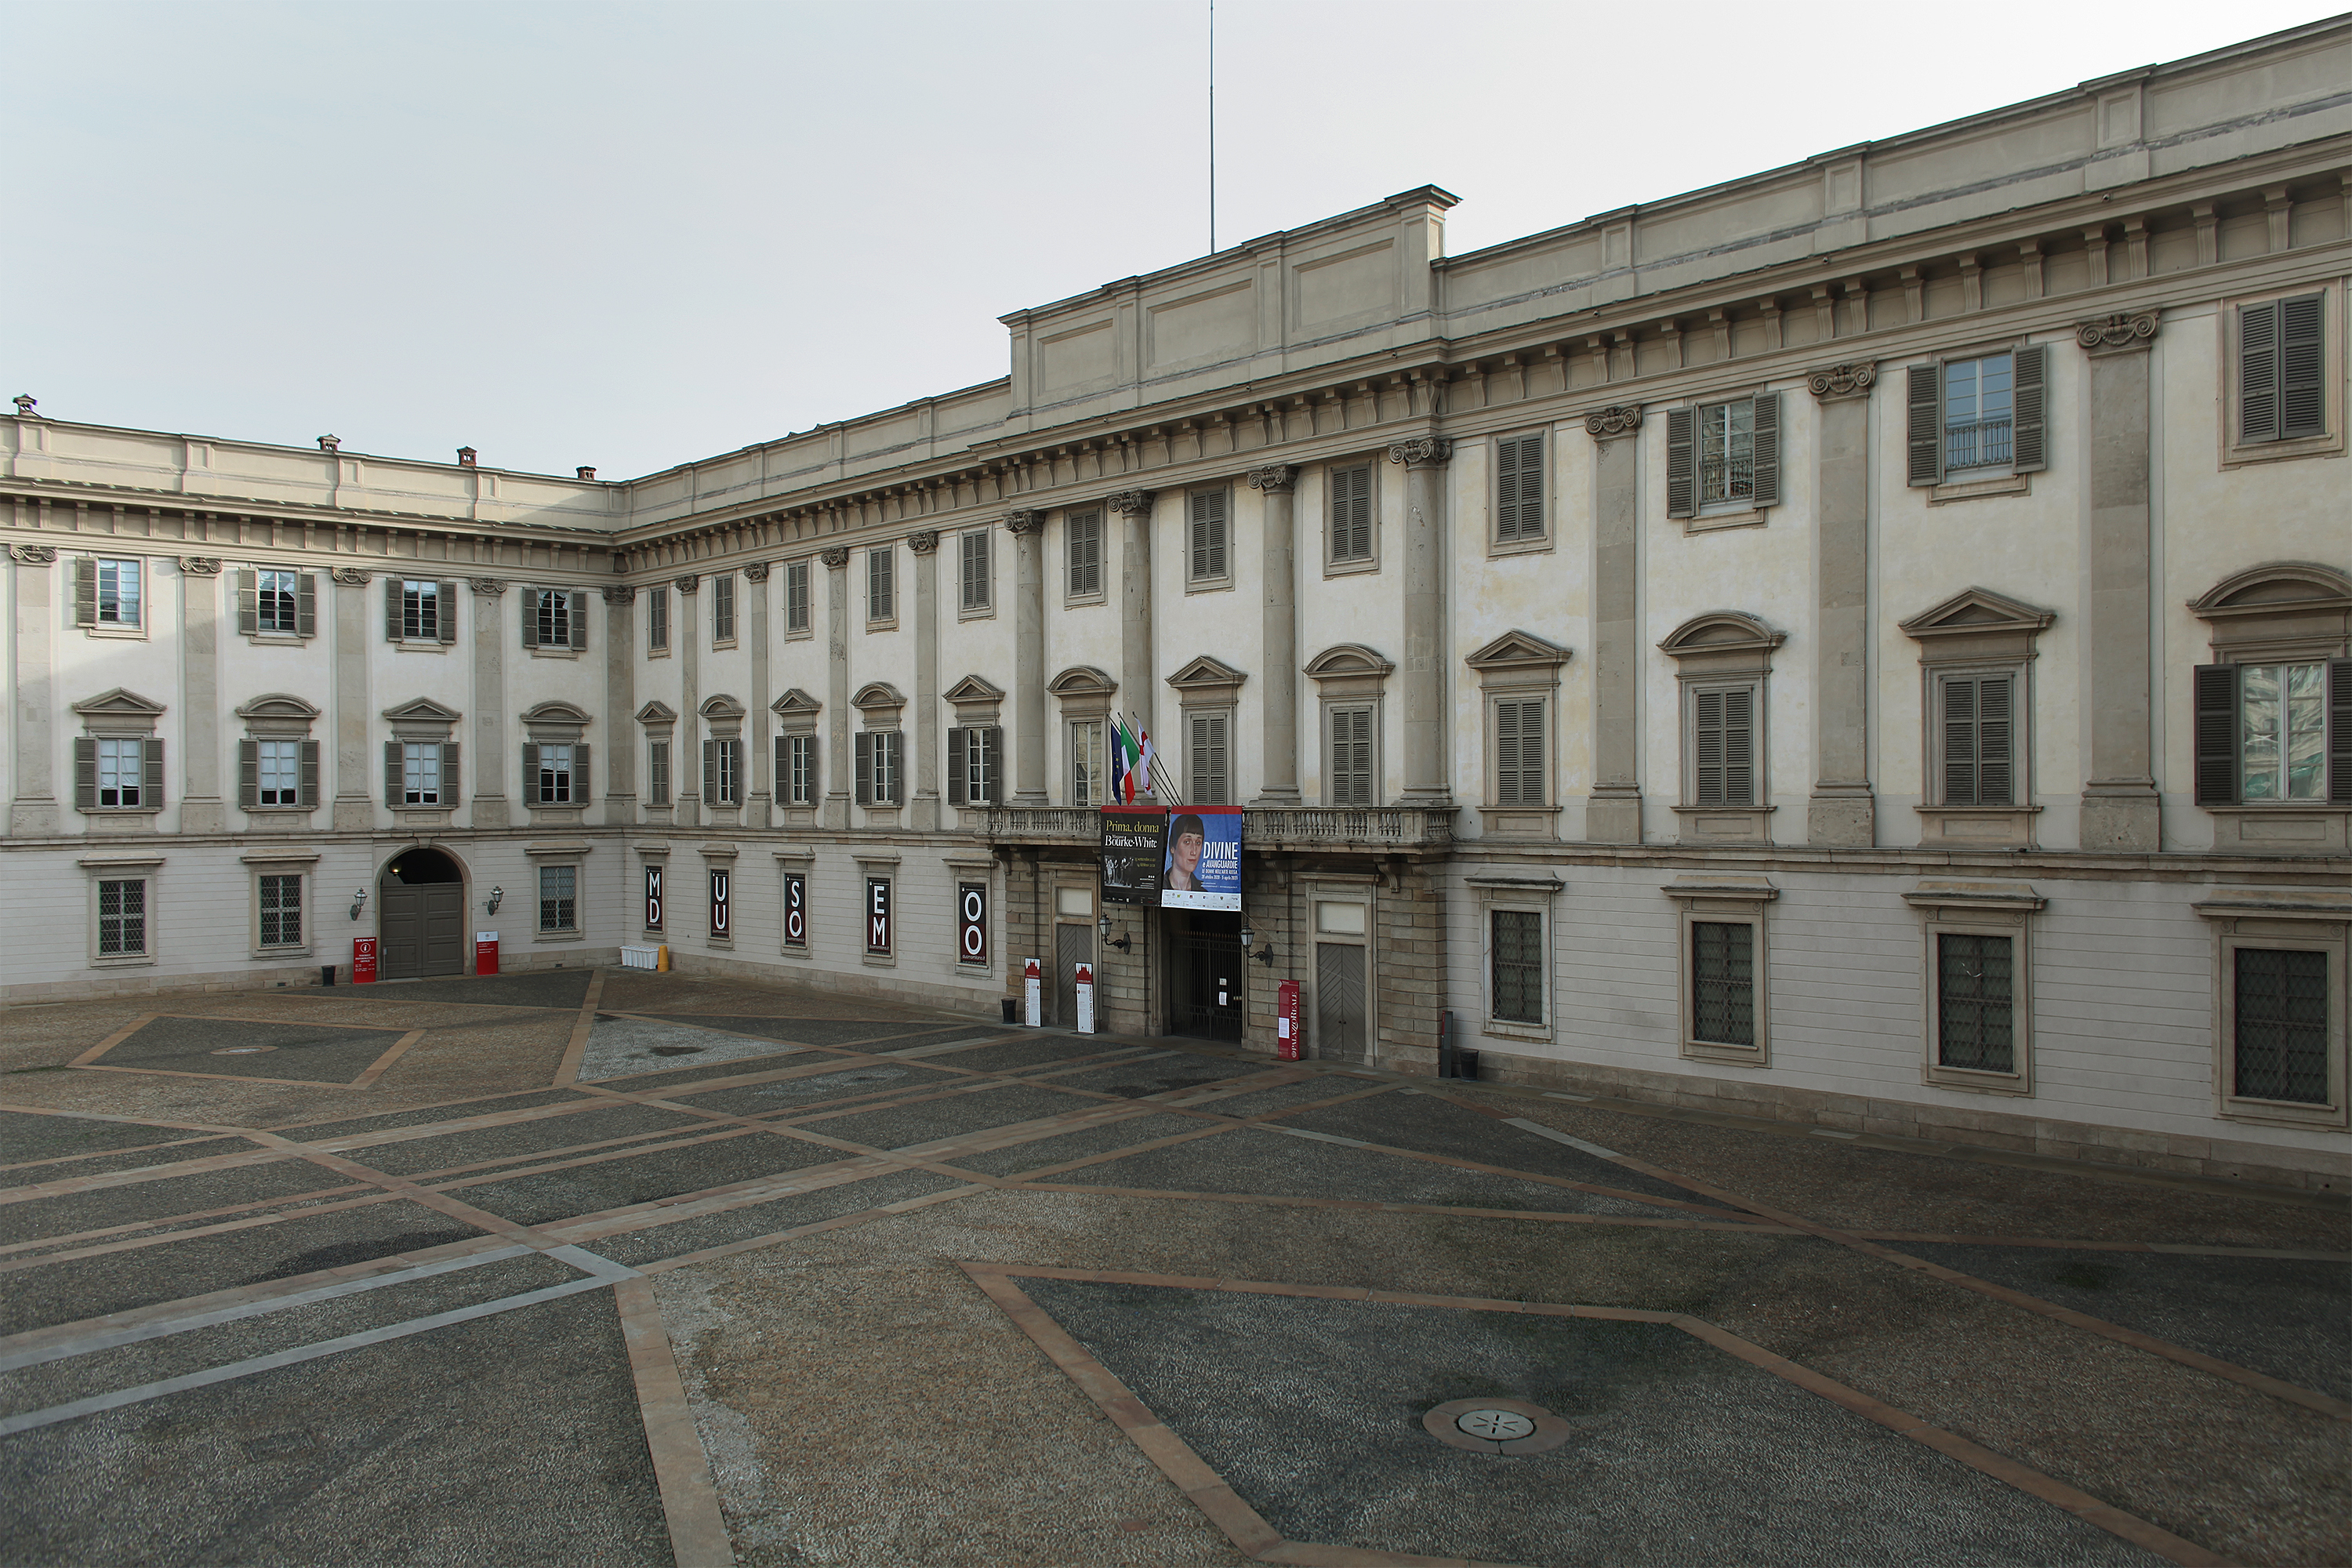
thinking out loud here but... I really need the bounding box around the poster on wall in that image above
[1098,808,1167,906]
[709,868,730,938]
[1160,805,1243,911]
[957,882,988,966]
[782,872,807,949]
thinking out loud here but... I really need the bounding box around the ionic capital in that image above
[2077,310,2159,354]
[1806,362,1877,401]
[673,573,701,594]
[742,561,771,582]
[334,568,376,586]
[1584,405,1643,442]
[906,530,942,554]
[819,546,851,570]
[601,585,637,605]
[1385,437,1454,468]
[1105,490,1156,517]
[177,556,223,576]
[466,576,506,595]
[1000,511,1044,535]
[6,544,56,565]
[1247,465,1299,493]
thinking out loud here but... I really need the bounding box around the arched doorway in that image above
[379,848,466,979]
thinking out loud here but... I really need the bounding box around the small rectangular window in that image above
[1187,712,1229,804]
[1495,434,1545,543]
[1329,706,1374,807]
[259,874,303,949]
[1691,687,1757,808]
[538,744,574,804]
[1490,909,1544,1025]
[648,739,670,807]
[868,548,895,622]
[1493,699,1545,807]
[1936,932,2014,1073]
[1329,465,1374,563]
[97,737,143,808]
[402,580,440,641]
[99,878,147,956]
[1691,921,1756,1047]
[535,589,572,648]
[96,559,142,626]
[539,866,578,932]
[257,571,302,634]
[1943,354,2015,473]
[2239,295,2326,445]
[648,587,670,652]
[785,561,811,633]
[1070,720,1105,807]
[1187,491,1229,583]
[1067,513,1102,598]
[960,532,991,611]
[711,575,735,643]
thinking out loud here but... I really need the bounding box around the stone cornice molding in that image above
[1584,405,1643,442]
[2076,310,2159,354]
[466,577,506,596]
[1806,363,1877,401]
[1385,437,1453,468]
[819,546,850,569]
[741,561,771,582]
[177,556,223,576]
[332,568,373,586]
[906,529,942,554]
[601,584,637,604]
[673,574,701,594]
[1000,510,1044,535]
[1247,465,1299,492]
[8,545,57,565]
[1105,490,1155,517]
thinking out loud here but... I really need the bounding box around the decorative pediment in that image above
[1657,613,1784,660]
[2187,562,2352,622]
[699,694,746,720]
[381,696,462,724]
[1898,588,2056,642]
[1166,655,1248,694]
[1047,666,1117,699]
[237,694,321,723]
[71,688,168,720]
[1463,631,1570,673]
[636,699,679,725]
[770,689,821,717]
[1305,644,1396,681]
[943,674,1006,705]
[523,700,593,725]
[852,681,906,713]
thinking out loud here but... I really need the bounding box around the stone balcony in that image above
[980,804,1455,853]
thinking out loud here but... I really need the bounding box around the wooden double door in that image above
[379,884,466,978]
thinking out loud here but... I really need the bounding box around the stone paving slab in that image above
[1285,1094,1720,1207]
[451,1131,849,1228]
[807,1082,1105,1151]
[93,1017,412,1085]
[676,1063,963,1117]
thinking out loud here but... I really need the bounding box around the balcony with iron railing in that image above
[980,804,1457,853]
[1944,417,2013,472]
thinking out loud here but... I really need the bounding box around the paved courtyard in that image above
[0,967,2343,1567]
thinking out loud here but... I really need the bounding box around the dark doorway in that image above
[1172,911,1244,1042]
[379,848,466,979]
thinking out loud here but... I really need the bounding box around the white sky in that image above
[8,1,2337,479]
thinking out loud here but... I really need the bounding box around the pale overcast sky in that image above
[8,1,2336,479]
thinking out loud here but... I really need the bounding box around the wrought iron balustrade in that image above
[981,804,1456,851]
[1943,417,2013,471]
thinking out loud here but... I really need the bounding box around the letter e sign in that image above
[866,877,891,954]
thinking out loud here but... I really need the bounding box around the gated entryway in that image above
[1172,912,1245,1042]
[379,848,466,979]
[1316,942,1367,1061]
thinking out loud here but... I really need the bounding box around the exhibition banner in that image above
[1098,808,1167,906]
[1160,805,1242,911]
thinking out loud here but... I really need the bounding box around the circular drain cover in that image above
[1455,1408,1536,1441]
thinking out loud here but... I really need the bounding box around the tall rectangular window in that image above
[1495,434,1544,543]
[1187,491,1228,583]
[1943,354,2014,472]
[785,561,811,633]
[539,866,578,932]
[401,580,441,641]
[648,739,671,807]
[537,744,574,804]
[1067,512,1102,598]
[1691,922,1756,1047]
[1936,932,2014,1073]
[96,559,141,626]
[258,739,302,806]
[1691,687,1757,808]
[1493,699,1545,807]
[257,570,301,634]
[1329,706,1374,807]
[1490,909,1544,1025]
[648,586,670,652]
[947,727,1000,807]
[403,742,442,805]
[96,737,144,807]
[706,738,741,805]
[259,874,303,949]
[868,547,895,622]
[786,735,815,804]
[532,588,575,648]
[99,879,147,956]
[1696,400,1755,506]
[2238,294,2326,445]
[1187,712,1229,804]
[1070,720,1105,807]
[2234,948,2328,1104]
[960,531,991,611]
[1939,673,2015,807]
[2241,662,2327,802]
[873,731,902,804]
[711,575,735,643]
[1329,464,1373,564]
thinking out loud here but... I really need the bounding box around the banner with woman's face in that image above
[1159,805,1242,910]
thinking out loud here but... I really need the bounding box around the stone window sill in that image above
[1915,804,2040,848]
[89,953,156,968]
[1478,806,1559,840]
[862,952,896,968]
[648,647,673,659]
[1923,1065,2031,1096]
[1183,576,1234,596]
[712,639,738,652]
[527,646,582,660]
[1672,804,1775,843]
[394,641,450,655]
[1063,592,1107,610]
[247,633,311,648]
[866,618,899,633]
[2218,1097,2347,1132]
[252,945,314,961]
[245,808,320,829]
[1324,554,1379,578]
[1486,535,1553,560]
[82,625,148,641]
[1682,1039,1766,1067]
[779,945,812,960]
[1482,1018,1550,1045]
[535,929,584,944]
[1929,472,2029,505]
[958,604,995,622]
[1682,506,1768,535]
[2222,432,2343,470]
[783,627,814,641]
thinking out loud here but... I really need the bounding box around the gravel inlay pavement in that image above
[451,1129,851,1226]
[677,1063,964,1117]
[807,1083,1105,1151]
[0,1157,358,1249]
[269,1088,598,1142]
[351,1101,709,1178]
[91,1016,412,1084]
[1283,1094,1722,1206]
[577,1015,808,1082]
[1019,1279,2161,1567]
[1046,1054,1265,1098]
[320,969,597,1010]
[0,1110,217,1164]
[0,1135,249,1183]
[909,1036,1127,1073]
[953,1112,1209,1178]
[647,1014,960,1049]
[594,1168,967,1266]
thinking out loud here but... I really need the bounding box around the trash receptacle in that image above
[1000,996,1018,1025]
[321,964,336,987]
[1455,1048,1480,1081]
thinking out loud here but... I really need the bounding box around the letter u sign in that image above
[709,869,730,937]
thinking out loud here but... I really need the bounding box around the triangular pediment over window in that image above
[943,674,1006,705]
[636,700,679,725]
[381,696,463,724]
[769,689,820,718]
[1463,630,1570,672]
[1898,587,2056,642]
[72,688,169,720]
[1166,655,1248,691]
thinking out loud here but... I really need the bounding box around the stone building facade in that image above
[4,20,2348,1189]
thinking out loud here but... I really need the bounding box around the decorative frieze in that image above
[467,577,507,596]
[819,547,850,569]
[332,568,372,586]
[906,529,941,554]
[7,545,57,565]
[1105,490,1154,516]
[1000,511,1042,535]
[741,561,770,582]
[1806,363,1877,401]
[673,574,700,595]
[601,584,637,604]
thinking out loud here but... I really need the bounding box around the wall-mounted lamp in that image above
[1097,913,1131,953]
[485,885,504,916]
[349,887,368,921]
[1239,922,1276,967]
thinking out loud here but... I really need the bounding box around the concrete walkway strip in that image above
[1502,1117,1620,1160]
[614,1276,736,1568]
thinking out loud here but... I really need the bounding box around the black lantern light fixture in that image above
[1239,920,1275,967]
[1097,913,1130,952]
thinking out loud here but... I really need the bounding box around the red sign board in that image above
[474,932,499,975]
[1277,979,1302,1061]
[351,937,378,984]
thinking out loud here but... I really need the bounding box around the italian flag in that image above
[1110,720,1152,804]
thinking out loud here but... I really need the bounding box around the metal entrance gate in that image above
[1173,920,1245,1042]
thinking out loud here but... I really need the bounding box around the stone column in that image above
[1386,441,1453,801]
[742,564,771,826]
[1005,511,1047,806]
[6,544,58,836]
[821,547,851,829]
[1806,364,1877,846]
[1584,406,1644,843]
[1247,467,1301,806]
[333,568,376,831]
[1110,491,1156,786]
[908,532,942,829]
[602,585,637,828]
[2078,311,2163,851]
[673,575,702,830]
[465,579,510,829]
[176,557,227,833]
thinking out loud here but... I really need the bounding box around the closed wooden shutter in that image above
[522,742,540,801]
[774,735,790,803]
[962,533,989,608]
[869,550,892,620]
[2328,659,2352,805]
[1189,713,1229,804]
[648,740,670,806]
[74,738,97,808]
[74,559,97,626]
[2010,345,2049,473]
[1694,689,1754,807]
[1906,364,1944,486]
[1493,699,1544,806]
[649,586,670,649]
[978,726,1000,804]
[1941,675,2013,807]
[239,740,260,809]
[2193,663,2240,806]
[1189,491,1227,580]
[855,731,873,805]
[568,592,588,651]
[432,581,455,642]
[521,590,541,648]
[1330,707,1373,806]
[1749,393,1782,506]
[237,571,259,635]
[573,743,590,800]
[296,574,318,637]
[946,728,968,806]
[440,742,459,805]
[1665,407,1697,518]
[299,739,321,808]
[143,738,165,808]
[386,741,404,806]
[1069,514,1102,597]
[1330,466,1373,561]
[703,740,718,804]
[2239,300,2280,443]
[385,579,403,641]
[1495,434,1544,540]
[2281,294,2325,441]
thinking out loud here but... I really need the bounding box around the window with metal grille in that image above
[1494,434,1544,543]
[2234,948,2328,1104]
[96,737,143,807]
[1692,921,1756,1047]
[1070,720,1105,806]
[257,570,301,634]
[1493,699,1545,807]
[1936,932,2013,1073]
[1905,349,2045,486]
[648,739,670,807]
[1667,396,1782,517]
[257,739,302,806]
[258,874,303,949]
[534,589,572,647]
[1691,686,1757,807]
[96,559,141,626]
[1697,401,1755,506]
[1067,512,1103,598]
[1943,354,2014,472]
[1187,491,1228,583]
[711,575,735,643]
[1939,673,2015,806]
[785,561,811,632]
[1188,712,1229,804]
[537,744,573,804]
[1490,909,1544,1024]
[648,586,670,651]
[99,879,146,956]
[960,532,991,610]
[2239,294,2325,445]
[1329,706,1374,807]
[401,580,440,641]
[1329,464,1374,563]
[539,866,577,932]
[868,548,895,621]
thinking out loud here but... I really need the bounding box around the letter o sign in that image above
[958,882,988,965]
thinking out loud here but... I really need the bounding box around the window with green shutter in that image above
[1328,706,1374,807]
[1187,490,1229,583]
[1494,434,1545,543]
[1492,699,1546,807]
[2239,294,2326,445]
[1938,673,2015,807]
[1066,513,1103,599]
[1328,464,1374,564]
[960,532,991,611]
[1690,686,1757,808]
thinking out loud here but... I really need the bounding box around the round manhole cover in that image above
[1423,1396,1570,1455]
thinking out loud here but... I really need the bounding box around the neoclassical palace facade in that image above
[5,21,2347,1188]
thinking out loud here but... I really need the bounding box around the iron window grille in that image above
[1936,932,2015,1073]
[259,874,303,949]
[539,866,577,932]
[99,879,146,956]
[1490,909,1544,1024]
[1691,921,1757,1047]
[2234,948,2328,1104]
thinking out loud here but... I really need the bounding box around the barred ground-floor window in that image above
[2199,904,2346,1131]
[99,879,147,958]
[258,874,303,950]
[539,866,579,933]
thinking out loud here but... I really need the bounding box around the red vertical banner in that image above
[351,937,377,984]
[1277,979,1301,1061]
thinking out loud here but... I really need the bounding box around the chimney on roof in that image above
[318,434,341,452]
[12,395,37,418]
[577,466,597,481]
[456,447,477,467]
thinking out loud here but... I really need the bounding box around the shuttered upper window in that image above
[2240,295,2326,445]
[1936,673,2016,808]
[784,561,811,634]
[1187,490,1229,584]
[1492,698,1546,807]
[1066,512,1104,600]
[647,586,670,652]
[1690,686,1758,808]
[1188,711,1230,804]
[1668,396,1781,517]
[1494,434,1545,543]
[960,532,992,612]
[1905,346,2047,486]
[711,575,735,644]
[1328,706,1374,808]
[867,548,895,622]
[1328,464,1374,564]
[2196,660,2351,807]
